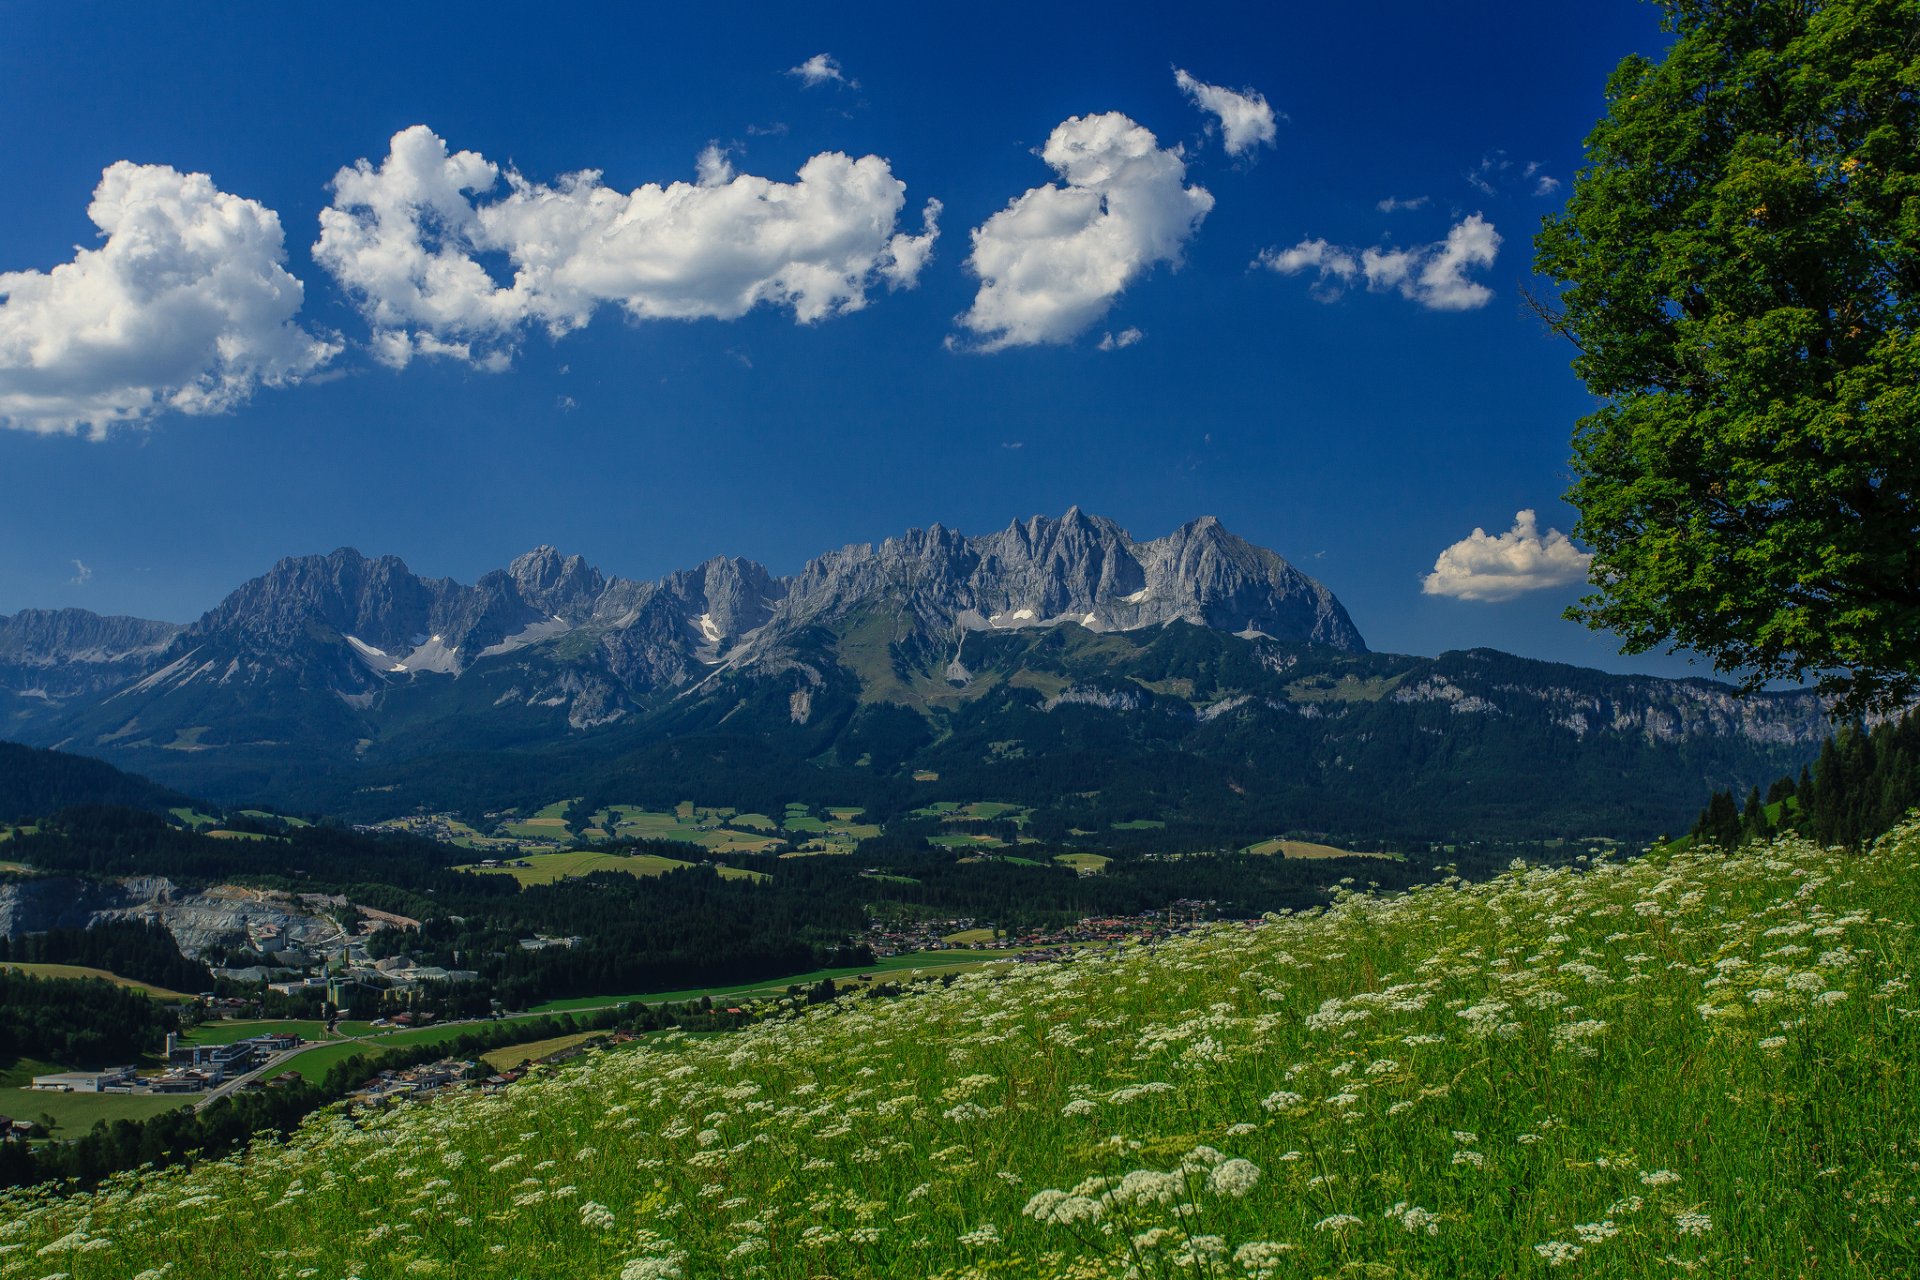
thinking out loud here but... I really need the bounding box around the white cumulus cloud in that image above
[1259,213,1500,311]
[1098,327,1143,350]
[1173,68,1278,156]
[1376,195,1429,213]
[69,559,92,585]
[313,125,939,368]
[788,53,854,88]
[0,162,338,437]
[954,112,1212,352]
[1422,510,1592,602]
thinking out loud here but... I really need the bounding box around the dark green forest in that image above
[1692,712,1920,850]
[0,970,177,1066]
[0,918,214,993]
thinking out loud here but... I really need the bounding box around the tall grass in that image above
[4,822,1918,1278]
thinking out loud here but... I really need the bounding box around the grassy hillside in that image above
[0,961,194,1000]
[5,824,1917,1277]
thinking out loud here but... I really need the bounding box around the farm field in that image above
[12,823,1916,1276]
[180,1019,332,1046]
[940,927,999,944]
[7,1087,193,1138]
[911,800,1030,823]
[588,804,784,854]
[1242,837,1402,860]
[456,850,766,886]
[1053,852,1111,873]
[479,1031,603,1072]
[0,962,194,1000]
[501,799,577,842]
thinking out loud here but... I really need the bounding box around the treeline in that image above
[0,971,177,1065]
[1691,712,1920,849]
[0,918,212,993]
[5,805,473,887]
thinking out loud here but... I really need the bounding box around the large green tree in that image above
[1535,0,1920,714]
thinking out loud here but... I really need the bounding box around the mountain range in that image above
[0,510,1833,842]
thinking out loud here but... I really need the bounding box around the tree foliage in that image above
[1692,707,1920,845]
[1535,0,1920,713]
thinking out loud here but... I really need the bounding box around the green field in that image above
[590,804,784,854]
[457,849,767,887]
[1110,818,1167,830]
[1242,837,1400,860]
[1053,852,1111,873]
[17,821,1919,1277]
[279,1022,508,1080]
[911,800,1029,823]
[479,1031,604,1072]
[929,832,1005,849]
[6,1087,193,1138]
[940,927,999,945]
[181,1019,331,1046]
[0,962,193,1000]
[166,806,220,829]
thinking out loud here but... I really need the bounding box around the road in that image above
[190,1035,369,1111]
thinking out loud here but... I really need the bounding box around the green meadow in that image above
[8,821,1916,1276]
[457,849,766,887]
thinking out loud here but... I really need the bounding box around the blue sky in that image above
[0,0,1706,675]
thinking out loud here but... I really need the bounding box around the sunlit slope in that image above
[7,827,1919,1278]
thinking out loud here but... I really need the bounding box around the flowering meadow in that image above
[6,823,1919,1279]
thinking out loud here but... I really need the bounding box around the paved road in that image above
[190,1037,365,1111]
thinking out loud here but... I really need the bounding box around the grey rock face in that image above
[4,512,1359,744]
[766,508,1365,652]
[0,875,354,959]
[0,609,183,728]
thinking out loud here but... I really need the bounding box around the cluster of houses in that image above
[26,1031,302,1096]
[349,1058,472,1105]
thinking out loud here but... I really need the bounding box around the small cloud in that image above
[1097,327,1144,350]
[1533,174,1563,197]
[1421,509,1592,601]
[1259,214,1500,311]
[725,348,752,368]
[1001,441,1024,449]
[1466,152,1512,195]
[1376,195,1429,214]
[1173,68,1279,156]
[696,143,734,187]
[788,53,855,89]
[69,559,92,585]
[746,122,790,137]
[555,394,577,411]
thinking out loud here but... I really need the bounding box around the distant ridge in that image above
[0,511,1835,840]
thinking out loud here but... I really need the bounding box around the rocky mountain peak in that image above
[508,546,606,621]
